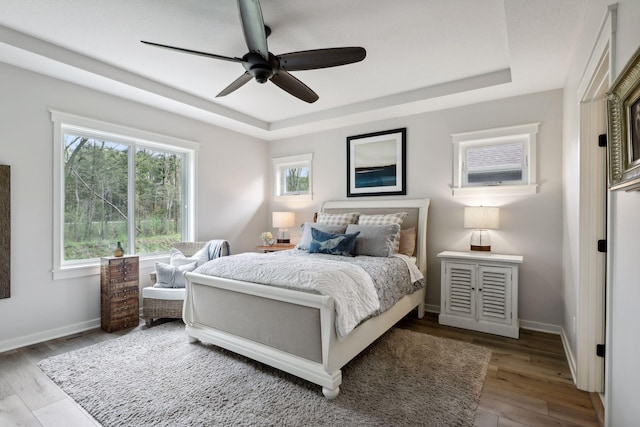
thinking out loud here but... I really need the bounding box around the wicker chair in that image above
[143,242,209,326]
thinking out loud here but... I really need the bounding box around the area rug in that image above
[38,322,491,427]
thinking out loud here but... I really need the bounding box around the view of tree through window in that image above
[63,133,183,261]
[284,167,309,194]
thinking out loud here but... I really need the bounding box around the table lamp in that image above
[464,206,499,252]
[272,211,295,244]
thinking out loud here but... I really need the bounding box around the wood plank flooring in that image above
[0,314,600,426]
[397,313,601,427]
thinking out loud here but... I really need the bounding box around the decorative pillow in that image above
[345,223,400,257]
[169,247,208,267]
[357,212,408,253]
[399,227,417,257]
[315,212,360,226]
[296,223,348,250]
[153,261,198,288]
[308,228,360,256]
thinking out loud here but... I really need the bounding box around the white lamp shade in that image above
[464,206,499,230]
[272,211,295,229]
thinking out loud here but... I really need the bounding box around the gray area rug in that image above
[38,322,491,426]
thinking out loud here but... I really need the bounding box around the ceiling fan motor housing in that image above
[243,52,276,83]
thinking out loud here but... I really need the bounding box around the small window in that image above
[273,153,313,200]
[451,123,539,196]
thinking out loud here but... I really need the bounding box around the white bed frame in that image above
[183,198,430,399]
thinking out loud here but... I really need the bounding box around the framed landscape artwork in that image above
[607,45,640,191]
[347,128,406,197]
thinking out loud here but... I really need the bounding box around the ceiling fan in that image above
[141,0,366,103]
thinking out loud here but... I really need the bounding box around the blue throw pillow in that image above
[308,228,360,256]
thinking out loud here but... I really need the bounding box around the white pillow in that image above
[153,261,198,288]
[169,247,208,267]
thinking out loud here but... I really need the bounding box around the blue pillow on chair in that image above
[308,228,360,256]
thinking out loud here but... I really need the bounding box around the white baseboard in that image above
[0,318,101,354]
[559,327,578,384]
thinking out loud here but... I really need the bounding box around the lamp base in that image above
[469,230,491,252]
[277,239,290,244]
[470,245,491,251]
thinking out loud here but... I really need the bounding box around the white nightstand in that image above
[437,251,523,339]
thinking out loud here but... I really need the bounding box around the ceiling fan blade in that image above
[141,41,244,63]
[216,72,253,97]
[277,47,366,71]
[271,71,319,103]
[237,0,268,61]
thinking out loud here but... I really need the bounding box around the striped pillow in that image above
[316,212,360,226]
[357,212,408,253]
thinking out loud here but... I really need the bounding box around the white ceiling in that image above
[0,0,587,140]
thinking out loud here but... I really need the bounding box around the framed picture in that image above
[607,46,640,191]
[347,128,406,197]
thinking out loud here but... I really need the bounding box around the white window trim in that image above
[51,110,199,280]
[451,123,539,196]
[272,153,313,201]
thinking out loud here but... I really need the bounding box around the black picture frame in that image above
[347,128,406,197]
[607,45,640,191]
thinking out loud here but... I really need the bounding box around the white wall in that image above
[563,1,640,425]
[269,89,564,326]
[0,62,268,351]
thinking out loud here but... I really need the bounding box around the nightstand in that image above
[256,244,296,253]
[437,251,523,339]
[100,255,139,332]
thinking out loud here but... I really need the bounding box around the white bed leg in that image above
[188,335,199,344]
[322,386,340,400]
[417,302,425,319]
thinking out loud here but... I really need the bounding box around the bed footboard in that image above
[183,272,343,398]
[183,271,425,399]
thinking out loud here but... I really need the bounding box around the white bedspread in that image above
[194,252,380,339]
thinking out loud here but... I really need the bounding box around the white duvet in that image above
[193,252,380,339]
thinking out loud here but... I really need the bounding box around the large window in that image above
[451,123,539,196]
[52,111,198,278]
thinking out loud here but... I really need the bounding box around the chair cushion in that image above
[142,286,186,300]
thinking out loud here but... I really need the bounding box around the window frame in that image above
[451,123,539,196]
[51,110,199,279]
[272,153,313,201]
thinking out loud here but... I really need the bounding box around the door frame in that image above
[575,3,617,394]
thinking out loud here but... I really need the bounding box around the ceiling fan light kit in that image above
[141,0,366,103]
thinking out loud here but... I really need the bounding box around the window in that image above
[51,111,198,279]
[273,153,313,200]
[451,123,539,196]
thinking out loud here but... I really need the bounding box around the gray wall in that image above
[269,89,564,326]
[0,62,268,350]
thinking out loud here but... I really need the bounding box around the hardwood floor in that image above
[0,314,600,427]
[397,313,601,427]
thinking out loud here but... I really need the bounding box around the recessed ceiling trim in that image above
[270,68,512,131]
[0,24,268,131]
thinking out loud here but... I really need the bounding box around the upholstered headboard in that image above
[320,199,430,277]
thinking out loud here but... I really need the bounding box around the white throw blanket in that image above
[194,252,381,339]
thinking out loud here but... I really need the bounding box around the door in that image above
[477,265,512,326]
[443,262,476,320]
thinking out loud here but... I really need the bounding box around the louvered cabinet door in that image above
[438,251,522,339]
[443,262,476,319]
[477,265,512,325]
